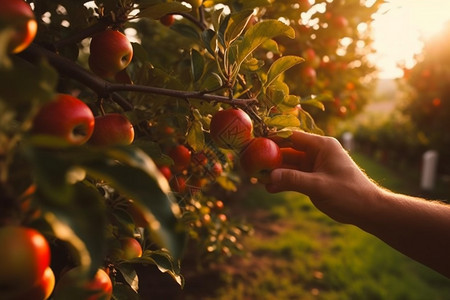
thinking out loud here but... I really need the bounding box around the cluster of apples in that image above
[209,108,282,183]
[0,223,140,300]
[32,94,134,147]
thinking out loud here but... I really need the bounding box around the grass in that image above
[197,151,450,300]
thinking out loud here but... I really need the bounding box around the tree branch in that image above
[18,44,258,111]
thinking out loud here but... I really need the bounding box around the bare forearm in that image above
[355,188,450,277]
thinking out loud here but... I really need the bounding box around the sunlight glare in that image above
[371,0,450,78]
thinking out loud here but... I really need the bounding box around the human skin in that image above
[266,131,450,278]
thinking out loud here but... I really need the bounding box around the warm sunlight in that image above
[371,0,450,78]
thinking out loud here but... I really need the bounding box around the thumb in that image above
[265,168,318,196]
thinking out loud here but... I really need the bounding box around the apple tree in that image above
[0,0,383,298]
[399,21,450,174]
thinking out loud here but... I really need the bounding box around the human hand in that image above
[265,131,380,224]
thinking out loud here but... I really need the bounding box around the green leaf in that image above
[120,249,184,287]
[224,9,254,46]
[265,56,304,88]
[298,109,324,134]
[116,264,139,292]
[82,147,187,261]
[201,29,217,56]
[217,14,230,47]
[283,95,300,107]
[215,176,238,192]
[235,20,295,67]
[265,114,300,128]
[187,120,205,152]
[170,23,200,40]
[300,98,325,111]
[190,49,204,82]
[112,283,140,300]
[266,81,289,106]
[28,149,106,270]
[137,2,191,19]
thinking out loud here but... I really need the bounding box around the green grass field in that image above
[200,152,450,300]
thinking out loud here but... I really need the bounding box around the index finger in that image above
[270,131,325,154]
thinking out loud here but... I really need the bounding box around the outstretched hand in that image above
[265,131,380,224]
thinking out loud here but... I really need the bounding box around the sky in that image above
[371,0,450,78]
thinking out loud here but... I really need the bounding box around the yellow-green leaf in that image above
[235,20,295,66]
[265,56,304,88]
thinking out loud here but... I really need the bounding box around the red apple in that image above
[211,161,223,176]
[89,29,133,80]
[32,94,95,145]
[239,137,282,183]
[9,266,55,300]
[168,145,191,172]
[302,48,316,62]
[0,226,51,295]
[119,237,142,260]
[171,175,186,193]
[301,66,317,86]
[192,152,208,166]
[0,0,37,53]
[158,165,172,181]
[160,14,175,26]
[88,113,134,146]
[53,267,112,300]
[210,108,253,149]
[299,0,311,11]
[333,15,349,29]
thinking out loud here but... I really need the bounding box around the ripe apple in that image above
[210,108,253,149]
[239,137,282,183]
[333,15,349,29]
[171,175,186,193]
[0,0,37,53]
[32,94,95,145]
[160,14,175,26]
[0,226,51,294]
[119,237,143,260]
[89,29,133,80]
[53,267,112,300]
[9,266,55,300]
[211,161,223,176]
[301,66,317,86]
[158,165,172,181]
[168,145,191,172]
[88,113,134,146]
[298,0,311,11]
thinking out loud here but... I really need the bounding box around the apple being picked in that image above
[32,94,95,145]
[88,113,134,146]
[239,137,282,183]
[210,108,253,149]
[89,29,133,80]
[0,0,37,53]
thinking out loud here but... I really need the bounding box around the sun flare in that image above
[371,0,450,78]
